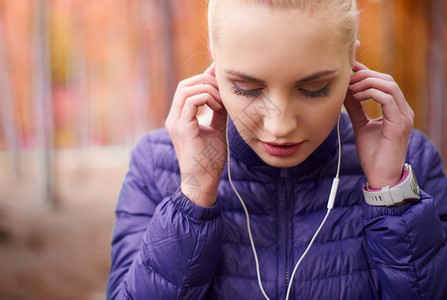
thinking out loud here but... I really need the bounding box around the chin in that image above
[260,154,307,168]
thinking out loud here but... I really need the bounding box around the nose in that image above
[261,95,297,138]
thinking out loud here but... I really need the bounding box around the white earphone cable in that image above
[226,116,271,300]
[225,114,342,300]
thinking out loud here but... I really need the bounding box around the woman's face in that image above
[213,2,353,168]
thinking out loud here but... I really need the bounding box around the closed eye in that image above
[299,84,330,98]
[232,85,263,98]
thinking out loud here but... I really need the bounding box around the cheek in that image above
[332,85,349,108]
[216,80,247,117]
[313,76,350,116]
[215,72,232,110]
[300,87,348,132]
[220,91,241,116]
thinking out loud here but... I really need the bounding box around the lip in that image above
[260,141,303,157]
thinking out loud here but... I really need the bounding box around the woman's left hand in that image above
[344,61,414,189]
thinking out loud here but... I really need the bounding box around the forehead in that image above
[214,2,347,80]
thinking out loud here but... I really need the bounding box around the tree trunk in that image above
[133,0,150,141]
[0,11,20,180]
[33,0,55,207]
[159,0,175,120]
[428,0,445,164]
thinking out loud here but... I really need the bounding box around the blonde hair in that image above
[208,0,359,59]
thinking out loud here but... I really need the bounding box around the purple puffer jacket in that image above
[106,114,447,299]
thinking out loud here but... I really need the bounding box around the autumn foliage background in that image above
[0,0,445,299]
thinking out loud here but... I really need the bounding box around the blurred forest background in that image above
[0,0,445,299]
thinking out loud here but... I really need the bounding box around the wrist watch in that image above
[362,163,420,206]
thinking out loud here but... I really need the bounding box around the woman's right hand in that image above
[165,63,228,207]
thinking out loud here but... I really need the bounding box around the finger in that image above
[350,69,395,85]
[178,73,219,90]
[344,89,369,130]
[350,77,412,117]
[350,88,404,123]
[182,84,222,105]
[352,61,368,73]
[170,81,221,120]
[181,93,225,124]
[209,105,228,131]
[205,62,216,76]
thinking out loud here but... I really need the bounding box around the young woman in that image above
[106,0,447,299]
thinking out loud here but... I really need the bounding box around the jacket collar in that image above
[227,116,340,180]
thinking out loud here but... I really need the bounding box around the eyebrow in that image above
[224,69,338,83]
[297,69,338,83]
[224,70,264,83]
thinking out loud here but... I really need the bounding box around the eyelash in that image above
[299,84,330,98]
[232,85,263,98]
[231,84,330,99]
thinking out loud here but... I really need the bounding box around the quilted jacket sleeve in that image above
[106,134,223,299]
[363,130,447,299]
